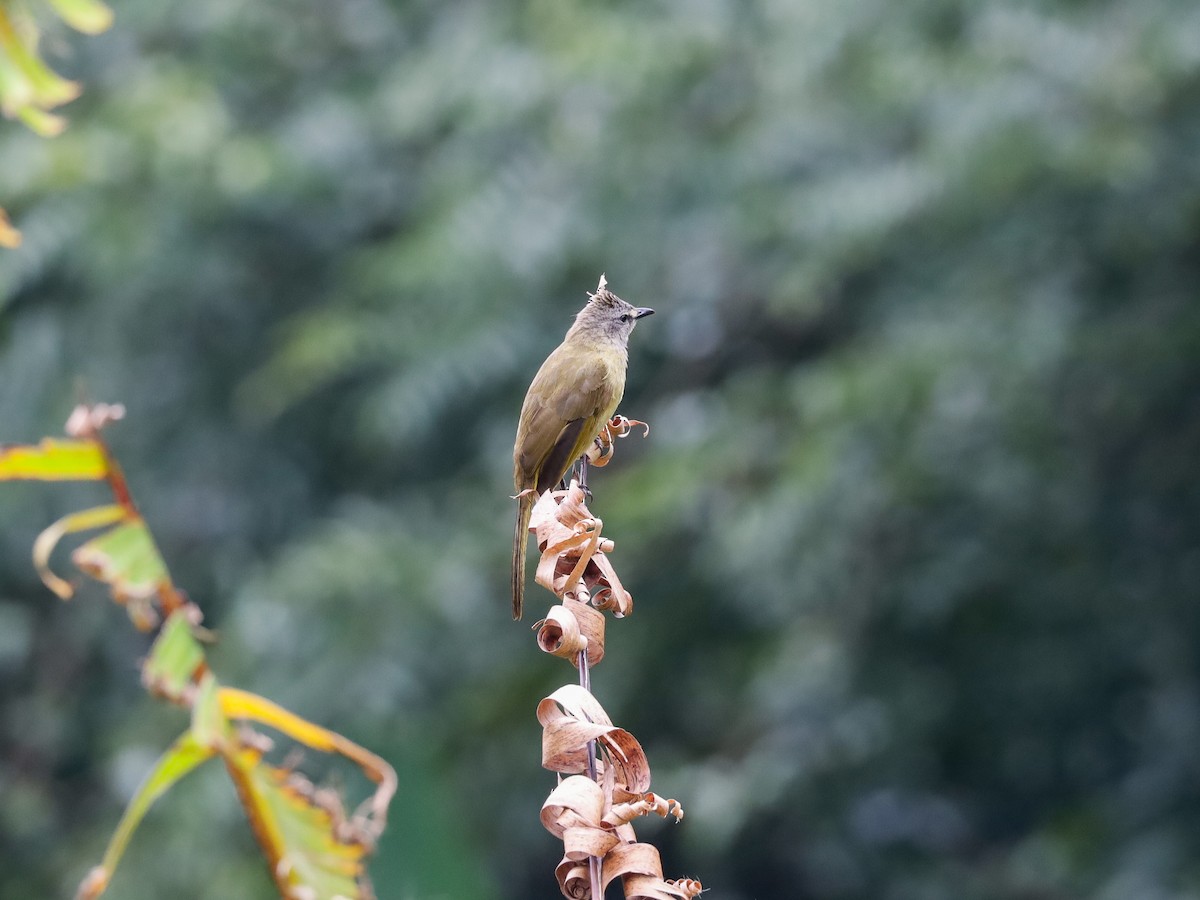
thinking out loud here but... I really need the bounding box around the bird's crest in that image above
[585,274,626,310]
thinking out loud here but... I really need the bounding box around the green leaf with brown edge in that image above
[72,518,170,603]
[0,438,108,480]
[141,609,208,704]
[223,745,374,900]
[76,731,218,900]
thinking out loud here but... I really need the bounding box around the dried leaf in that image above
[595,727,651,796]
[555,856,594,900]
[537,685,650,793]
[536,599,605,667]
[601,843,701,900]
[553,835,702,900]
[587,416,650,469]
[538,685,614,776]
[530,483,633,617]
[605,792,684,828]
[543,777,621,900]
[0,438,108,480]
[538,684,613,731]
[532,489,607,597]
[542,716,617,776]
[541,776,604,843]
[528,406,692,897]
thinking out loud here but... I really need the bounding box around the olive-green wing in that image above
[529,420,582,494]
[515,349,614,492]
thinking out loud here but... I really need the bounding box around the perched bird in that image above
[511,279,653,619]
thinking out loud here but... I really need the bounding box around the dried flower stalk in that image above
[527,418,701,899]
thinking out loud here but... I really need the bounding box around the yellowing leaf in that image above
[0,7,80,110]
[219,687,397,836]
[10,407,397,899]
[46,0,114,34]
[223,746,373,900]
[220,688,343,754]
[0,1,96,140]
[32,504,126,599]
[0,438,108,480]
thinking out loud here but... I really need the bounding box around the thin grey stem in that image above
[579,647,601,897]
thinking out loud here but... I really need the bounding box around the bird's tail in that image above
[512,491,536,620]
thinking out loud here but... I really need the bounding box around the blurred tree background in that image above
[2,0,1200,897]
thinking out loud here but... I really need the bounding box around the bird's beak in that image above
[633,307,655,319]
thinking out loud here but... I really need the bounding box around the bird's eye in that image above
[619,314,631,323]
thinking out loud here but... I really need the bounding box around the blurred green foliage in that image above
[2,0,1200,898]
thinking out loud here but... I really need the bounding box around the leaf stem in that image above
[76,405,188,617]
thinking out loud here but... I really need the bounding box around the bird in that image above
[511,278,653,619]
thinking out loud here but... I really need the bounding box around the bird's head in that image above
[569,275,654,346]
